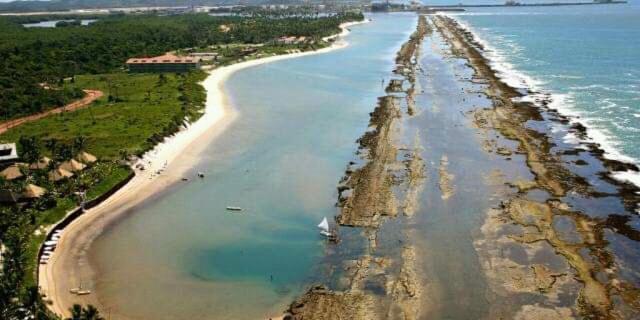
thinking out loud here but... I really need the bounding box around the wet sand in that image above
[38,20,366,319]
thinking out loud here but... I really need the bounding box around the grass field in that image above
[0,71,207,159]
[0,70,206,295]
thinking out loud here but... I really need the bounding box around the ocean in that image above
[446,0,640,184]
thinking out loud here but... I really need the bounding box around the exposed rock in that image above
[286,285,375,320]
[438,155,454,200]
[514,304,575,320]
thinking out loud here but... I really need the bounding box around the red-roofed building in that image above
[126,54,202,73]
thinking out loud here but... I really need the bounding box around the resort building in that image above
[0,143,19,165]
[76,151,97,164]
[49,167,74,182]
[0,190,19,204]
[59,159,86,172]
[0,163,26,181]
[29,156,52,170]
[126,54,202,73]
[21,184,46,200]
[0,183,47,203]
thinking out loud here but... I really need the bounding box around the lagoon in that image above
[88,13,416,320]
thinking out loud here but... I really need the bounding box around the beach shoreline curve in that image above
[38,18,369,319]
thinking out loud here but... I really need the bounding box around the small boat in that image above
[318,217,331,236]
[226,206,242,211]
[197,172,205,178]
[71,281,91,295]
[318,217,339,242]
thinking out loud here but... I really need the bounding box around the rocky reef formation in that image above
[432,15,640,319]
[285,16,430,320]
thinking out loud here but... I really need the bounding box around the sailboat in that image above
[70,281,91,295]
[318,217,331,237]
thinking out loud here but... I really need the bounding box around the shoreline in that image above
[445,13,640,192]
[432,15,640,205]
[429,15,640,317]
[39,19,368,319]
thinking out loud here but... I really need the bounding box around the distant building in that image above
[276,36,307,45]
[0,143,18,165]
[370,2,408,12]
[126,54,202,73]
[371,2,392,11]
[188,52,219,62]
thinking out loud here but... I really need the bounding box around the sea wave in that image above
[448,14,640,188]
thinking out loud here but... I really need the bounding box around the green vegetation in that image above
[2,72,207,159]
[0,157,131,320]
[0,71,204,318]
[66,304,104,320]
[0,11,364,319]
[0,12,363,120]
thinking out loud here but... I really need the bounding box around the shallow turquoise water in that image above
[452,1,640,164]
[90,13,417,320]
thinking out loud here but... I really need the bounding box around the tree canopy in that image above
[0,12,363,120]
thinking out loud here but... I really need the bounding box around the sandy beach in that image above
[38,20,367,319]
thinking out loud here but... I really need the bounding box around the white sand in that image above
[39,19,368,319]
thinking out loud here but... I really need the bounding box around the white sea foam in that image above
[448,14,640,187]
[549,74,583,80]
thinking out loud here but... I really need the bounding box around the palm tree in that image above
[67,304,83,320]
[73,136,87,154]
[83,305,104,320]
[18,136,41,164]
[118,149,130,163]
[23,286,49,319]
[66,304,104,320]
[55,144,74,162]
[44,138,58,158]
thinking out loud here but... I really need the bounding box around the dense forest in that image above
[0,0,338,13]
[0,11,363,120]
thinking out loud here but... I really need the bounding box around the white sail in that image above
[318,217,330,232]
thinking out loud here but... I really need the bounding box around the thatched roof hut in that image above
[0,163,26,181]
[49,167,74,182]
[29,157,52,170]
[22,184,47,199]
[76,152,97,164]
[0,189,19,203]
[59,159,86,172]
